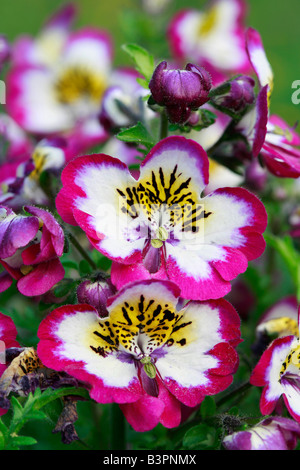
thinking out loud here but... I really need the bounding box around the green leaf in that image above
[265,233,300,300]
[6,387,89,446]
[121,43,154,82]
[61,260,78,270]
[117,121,156,149]
[53,279,75,298]
[200,396,216,420]
[183,423,217,449]
[79,259,92,276]
[10,435,37,447]
[136,77,150,89]
[30,386,89,411]
[0,419,8,450]
[10,396,24,427]
[209,82,232,98]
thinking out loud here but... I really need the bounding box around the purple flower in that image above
[211,75,256,113]
[223,417,300,450]
[0,205,65,296]
[149,61,212,124]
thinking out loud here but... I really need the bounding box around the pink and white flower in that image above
[0,135,67,208]
[0,205,65,296]
[251,305,300,423]
[0,312,19,416]
[223,416,300,450]
[37,279,241,432]
[0,114,34,207]
[11,3,77,68]
[56,136,267,300]
[6,4,111,151]
[237,28,300,178]
[168,0,250,81]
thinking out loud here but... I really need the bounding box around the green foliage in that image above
[0,387,89,450]
[117,121,156,150]
[182,423,219,450]
[265,234,300,301]
[122,43,155,84]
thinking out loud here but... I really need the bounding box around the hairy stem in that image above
[67,232,97,270]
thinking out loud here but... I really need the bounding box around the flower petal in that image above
[120,377,182,432]
[140,136,209,195]
[63,28,113,75]
[0,211,39,259]
[246,27,274,92]
[155,298,240,407]
[37,304,142,404]
[6,65,73,133]
[56,153,144,264]
[168,0,250,73]
[17,258,65,296]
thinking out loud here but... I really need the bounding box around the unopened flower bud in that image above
[211,75,256,113]
[149,61,212,124]
[77,276,116,317]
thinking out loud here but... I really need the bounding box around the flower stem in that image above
[216,381,252,408]
[67,232,97,270]
[110,404,126,450]
[159,110,169,140]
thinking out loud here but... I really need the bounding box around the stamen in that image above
[140,356,156,379]
[198,6,218,36]
[55,66,106,104]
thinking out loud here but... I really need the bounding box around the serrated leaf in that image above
[10,396,24,423]
[121,43,154,82]
[11,435,37,447]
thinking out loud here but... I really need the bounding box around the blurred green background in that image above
[0,0,299,125]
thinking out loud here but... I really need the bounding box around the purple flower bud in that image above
[212,75,256,113]
[149,61,212,124]
[77,276,116,317]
